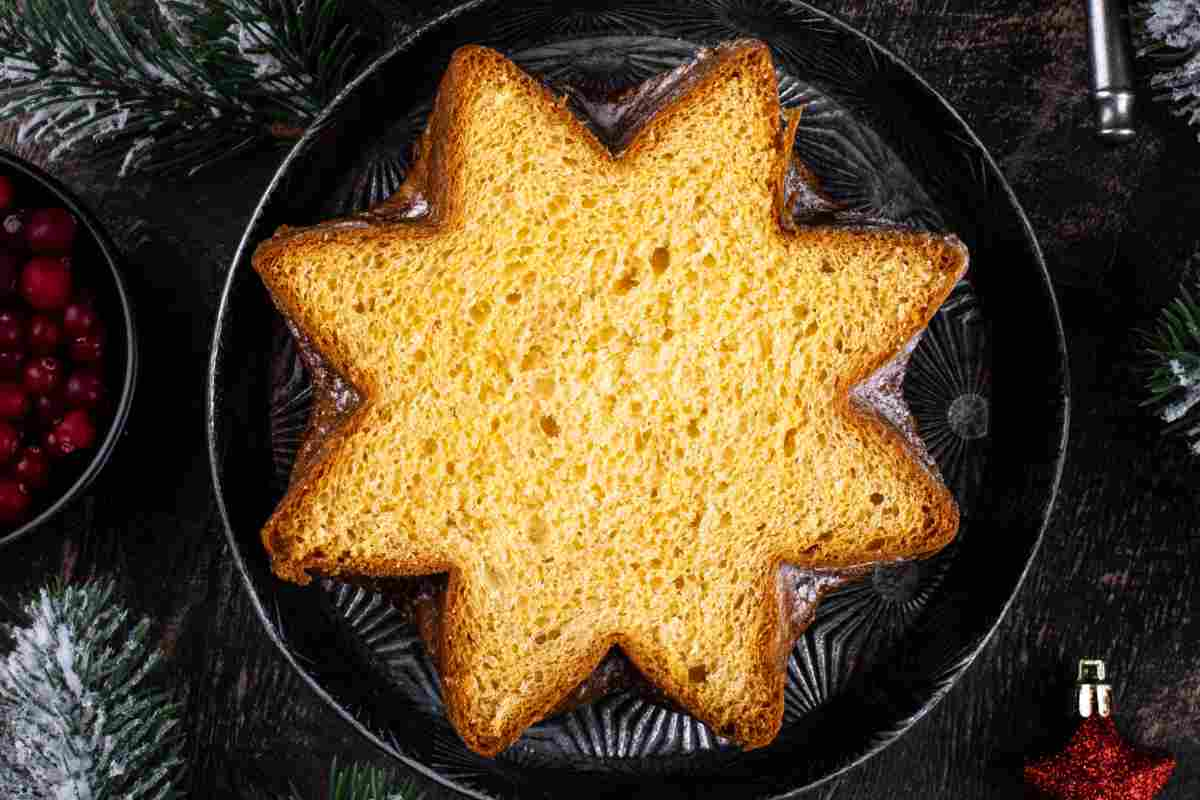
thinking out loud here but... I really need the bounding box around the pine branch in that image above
[248,757,422,800]
[0,0,370,175]
[1141,273,1200,453]
[0,579,186,800]
[319,758,422,800]
[1137,1,1200,134]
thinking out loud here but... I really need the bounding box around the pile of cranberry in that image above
[0,173,108,525]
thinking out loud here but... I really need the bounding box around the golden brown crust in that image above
[252,40,966,756]
[406,564,861,720]
[440,570,624,755]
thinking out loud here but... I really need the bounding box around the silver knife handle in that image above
[1086,0,1137,142]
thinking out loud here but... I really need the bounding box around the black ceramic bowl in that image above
[208,2,1069,797]
[0,151,137,548]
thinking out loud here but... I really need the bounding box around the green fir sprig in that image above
[1142,278,1200,453]
[318,758,421,800]
[261,757,423,800]
[0,580,186,800]
[0,0,371,175]
[1138,1,1200,134]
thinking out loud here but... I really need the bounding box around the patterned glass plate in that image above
[208,3,1069,798]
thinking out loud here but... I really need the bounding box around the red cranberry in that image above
[62,302,99,338]
[45,409,95,456]
[23,356,62,395]
[68,329,104,363]
[28,315,60,355]
[12,446,50,490]
[0,351,25,379]
[0,383,28,419]
[20,256,72,310]
[0,212,26,252]
[33,391,63,425]
[0,310,24,351]
[0,478,31,523]
[64,369,103,409]
[0,422,19,463]
[0,176,14,211]
[0,251,20,296]
[25,208,76,254]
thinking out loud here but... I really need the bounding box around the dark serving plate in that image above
[0,151,137,549]
[207,2,1069,797]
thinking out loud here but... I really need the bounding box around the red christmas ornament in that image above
[1025,660,1176,800]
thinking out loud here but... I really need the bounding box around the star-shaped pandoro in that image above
[254,41,967,756]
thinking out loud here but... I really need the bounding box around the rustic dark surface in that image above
[2,1,1198,797]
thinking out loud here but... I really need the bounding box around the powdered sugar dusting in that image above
[850,333,939,473]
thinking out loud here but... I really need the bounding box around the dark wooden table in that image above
[2,1,1198,797]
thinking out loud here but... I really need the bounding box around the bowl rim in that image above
[0,150,138,549]
[205,2,1070,796]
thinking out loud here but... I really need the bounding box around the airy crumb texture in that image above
[253,41,967,757]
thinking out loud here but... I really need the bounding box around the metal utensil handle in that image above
[1086,0,1136,142]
